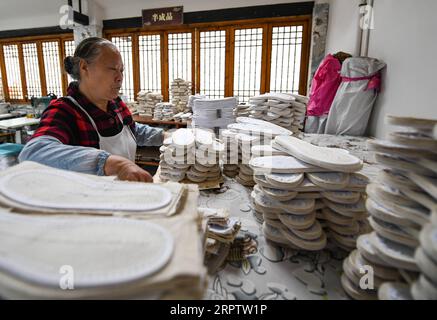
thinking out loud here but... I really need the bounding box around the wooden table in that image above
[133,115,187,128]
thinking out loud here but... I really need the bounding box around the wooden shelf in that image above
[133,115,187,128]
[135,160,159,167]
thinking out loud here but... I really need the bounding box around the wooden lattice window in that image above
[22,43,42,98]
[42,41,63,97]
[64,40,76,85]
[111,36,135,101]
[168,32,192,86]
[233,28,263,103]
[199,30,226,99]
[269,25,303,94]
[3,44,23,100]
[138,34,161,94]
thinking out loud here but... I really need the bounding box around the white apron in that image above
[64,96,137,162]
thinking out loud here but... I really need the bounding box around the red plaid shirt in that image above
[31,82,135,148]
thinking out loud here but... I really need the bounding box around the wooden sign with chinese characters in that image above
[142,6,183,26]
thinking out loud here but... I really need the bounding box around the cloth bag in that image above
[325,57,386,136]
[305,54,342,133]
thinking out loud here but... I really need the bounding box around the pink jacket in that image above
[307,54,342,116]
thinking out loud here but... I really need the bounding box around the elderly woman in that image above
[19,37,163,182]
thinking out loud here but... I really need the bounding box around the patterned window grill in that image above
[168,32,192,88]
[269,25,303,94]
[22,43,42,98]
[3,44,23,99]
[64,40,76,85]
[111,36,135,101]
[233,28,263,103]
[138,34,161,94]
[199,30,226,99]
[42,41,63,97]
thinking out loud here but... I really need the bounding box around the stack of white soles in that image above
[153,102,177,121]
[159,128,223,184]
[341,116,437,300]
[223,117,293,186]
[249,135,370,253]
[136,91,163,117]
[192,97,237,131]
[170,78,191,113]
[247,93,307,135]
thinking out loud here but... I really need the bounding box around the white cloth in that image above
[325,57,386,136]
[64,96,137,162]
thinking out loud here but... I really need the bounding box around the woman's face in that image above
[80,46,124,101]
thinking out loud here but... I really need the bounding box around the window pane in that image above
[270,25,303,94]
[22,43,42,98]
[233,28,263,103]
[42,41,63,97]
[111,36,134,101]
[0,69,4,101]
[3,44,23,100]
[200,30,226,99]
[138,34,161,94]
[168,32,192,86]
[64,40,76,85]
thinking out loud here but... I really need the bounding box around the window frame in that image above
[104,15,312,102]
[0,33,73,102]
[0,15,311,103]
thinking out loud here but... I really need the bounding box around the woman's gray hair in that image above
[64,37,117,81]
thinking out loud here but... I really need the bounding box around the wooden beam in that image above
[103,15,312,35]
[36,41,47,96]
[0,32,74,44]
[17,43,28,100]
[160,32,169,101]
[299,17,312,96]
[225,27,234,97]
[59,39,68,96]
[0,44,10,101]
[132,34,140,100]
[260,25,269,94]
[191,30,196,95]
[194,28,200,94]
[263,24,273,93]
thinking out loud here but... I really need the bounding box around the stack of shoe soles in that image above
[136,91,163,117]
[153,102,177,121]
[192,97,237,130]
[159,128,223,184]
[290,94,309,131]
[247,93,308,134]
[0,161,206,299]
[199,207,242,274]
[170,78,191,113]
[188,94,206,112]
[173,111,192,122]
[234,103,251,117]
[224,117,293,187]
[340,116,437,300]
[248,135,370,252]
[221,129,240,178]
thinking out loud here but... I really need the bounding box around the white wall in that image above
[367,0,437,138]
[324,0,361,56]
[0,0,309,31]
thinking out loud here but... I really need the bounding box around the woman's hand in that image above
[104,155,153,182]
